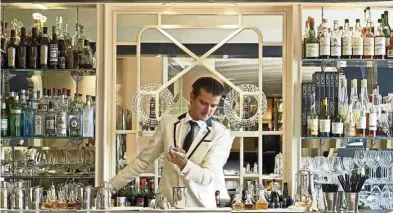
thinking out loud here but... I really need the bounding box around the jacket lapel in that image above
[186,118,213,159]
[173,113,186,148]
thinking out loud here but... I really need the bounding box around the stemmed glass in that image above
[328,157,344,184]
[343,157,355,176]
[354,150,367,175]
[315,156,327,182]
[366,150,379,183]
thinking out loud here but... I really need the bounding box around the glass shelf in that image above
[1,136,94,140]
[1,174,95,179]
[302,59,393,68]
[1,68,96,76]
[301,136,393,140]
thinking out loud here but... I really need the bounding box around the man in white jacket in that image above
[109,77,234,207]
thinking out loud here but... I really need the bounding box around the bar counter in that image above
[0,208,391,213]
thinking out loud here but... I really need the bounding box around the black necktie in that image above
[183,121,198,152]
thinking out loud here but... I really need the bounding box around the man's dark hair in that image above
[192,77,224,98]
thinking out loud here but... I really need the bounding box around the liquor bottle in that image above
[145,180,155,208]
[384,11,391,49]
[255,188,268,210]
[364,9,375,59]
[332,98,344,137]
[28,27,39,69]
[72,24,83,69]
[302,19,309,59]
[69,93,83,137]
[281,183,293,208]
[232,193,244,210]
[353,19,364,59]
[374,19,386,59]
[345,101,356,137]
[7,29,17,69]
[135,179,147,207]
[21,94,33,137]
[34,92,45,137]
[319,18,330,59]
[57,91,68,137]
[1,102,8,136]
[67,190,78,209]
[338,79,349,119]
[244,191,255,210]
[80,39,93,69]
[319,98,331,137]
[58,42,66,69]
[307,93,319,136]
[372,84,382,118]
[342,19,352,59]
[49,26,59,69]
[350,79,359,115]
[9,95,22,136]
[82,95,94,137]
[388,33,393,59]
[1,22,7,69]
[305,18,319,59]
[369,95,377,137]
[356,98,367,137]
[40,27,50,68]
[45,102,57,136]
[128,182,137,206]
[331,20,342,59]
[378,106,390,137]
[17,27,27,69]
[270,181,280,208]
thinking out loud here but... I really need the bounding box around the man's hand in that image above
[167,146,187,170]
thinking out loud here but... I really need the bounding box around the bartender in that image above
[108,77,234,207]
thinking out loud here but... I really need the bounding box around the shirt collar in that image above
[184,112,206,128]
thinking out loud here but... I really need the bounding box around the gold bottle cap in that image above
[322,98,328,105]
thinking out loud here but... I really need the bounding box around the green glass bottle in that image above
[9,95,22,136]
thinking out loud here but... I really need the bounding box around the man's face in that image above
[189,88,221,121]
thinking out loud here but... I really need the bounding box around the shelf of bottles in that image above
[301,8,393,145]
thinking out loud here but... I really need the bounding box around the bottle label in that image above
[17,47,27,68]
[342,37,352,56]
[83,110,93,136]
[388,50,393,58]
[352,37,364,56]
[1,119,8,130]
[375,37,386,56]
[59,56,66,69]
[35,115,43,135]
[310,119,318,136]
[38,103,48,112]
[364,38,374,56]
[10,110,22,114]
[45,115,56,131]
[369,113,377,130]
[69,115,81,131]
[319,37,330,56]
[331,37,342,56]
[57,111,67,135]
[28,46,38,68]
[49,44,58,63]
[40,45,48,65]
[7,47,16,67]
[136,198,144,207]
[332,122,343,134]
[356,116,366,129]
[319,119,331,133]
[306,43,319,57]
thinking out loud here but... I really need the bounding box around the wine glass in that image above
[343,157,355,176]
[354,149,367,175]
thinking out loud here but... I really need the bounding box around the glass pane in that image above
[242,15,283,43]
[161,14,239,25]
[116,14,157,42]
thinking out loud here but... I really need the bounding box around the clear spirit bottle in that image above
[45,102,57,136]
[345,101,356,137]
[69,93,83,137]
[56,91,68,137]
[82,95,94,137]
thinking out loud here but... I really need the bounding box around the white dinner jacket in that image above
[110,113,234,207]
